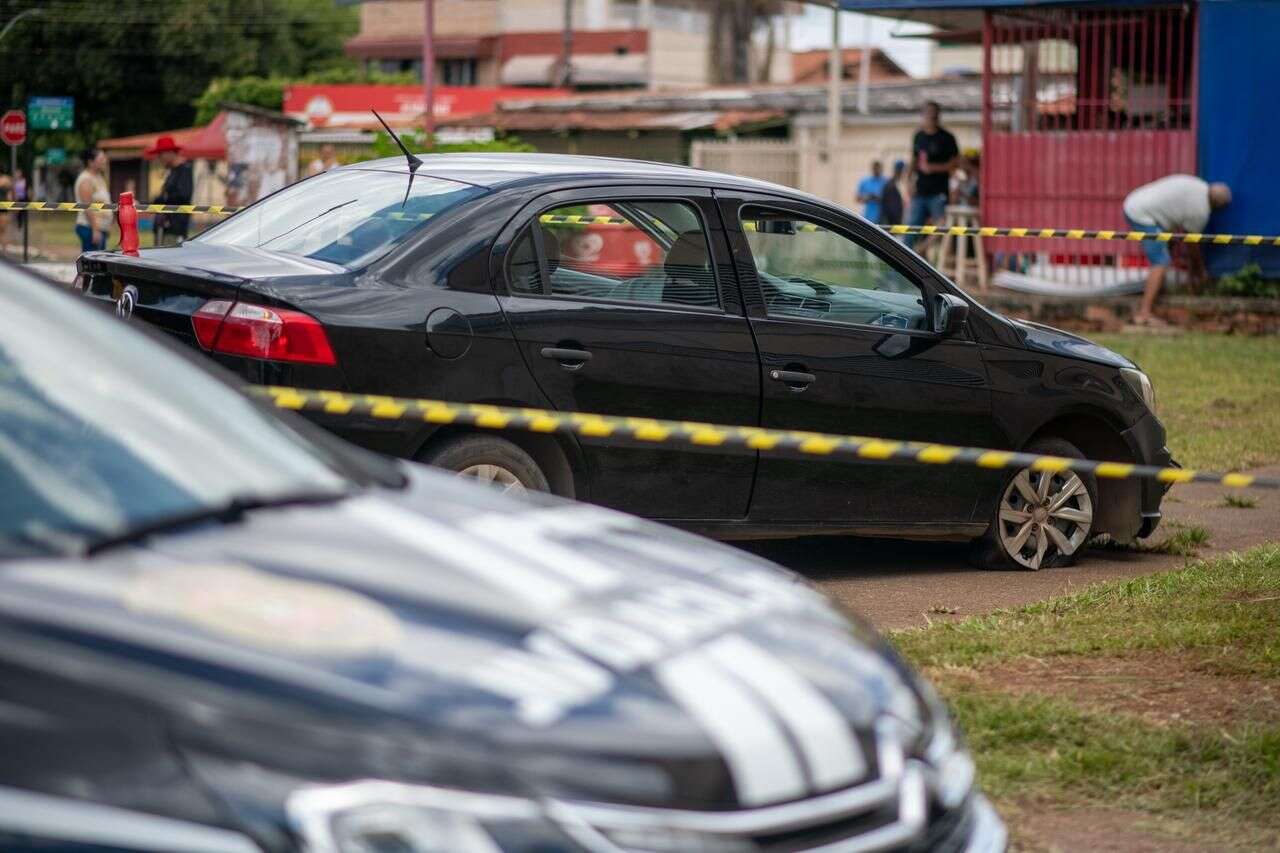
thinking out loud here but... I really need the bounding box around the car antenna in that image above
[372,110,422,207]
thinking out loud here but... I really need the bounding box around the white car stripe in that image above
[656,648,808,807]
[0,785,259,853]
[705,634,866,791]
[344,498,576,609]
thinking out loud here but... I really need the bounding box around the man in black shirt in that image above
[905,101,959,249]
[148,135,194,246]
[879,159,907,227]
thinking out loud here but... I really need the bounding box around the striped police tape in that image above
[884,224,1280,246]
[251,385,1275,491]
[0,200,240,215]
[6,199,1278,245]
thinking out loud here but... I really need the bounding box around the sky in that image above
[790,6,935,78]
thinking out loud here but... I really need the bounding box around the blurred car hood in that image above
[0,466,927,815]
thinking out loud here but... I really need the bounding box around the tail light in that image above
[191,299,336,366]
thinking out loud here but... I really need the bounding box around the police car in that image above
[0,262,1003,852]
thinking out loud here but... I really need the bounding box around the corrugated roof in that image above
[791,48,909,84]
[491,77,982,118]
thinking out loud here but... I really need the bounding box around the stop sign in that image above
[1,110,26,146]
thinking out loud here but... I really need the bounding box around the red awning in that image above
[100,113,227,160]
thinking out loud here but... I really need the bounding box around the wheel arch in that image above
[411,422,583,500]
[1025,410,1141,539]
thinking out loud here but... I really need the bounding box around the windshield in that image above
[0,266,366,559]
[196,168,486,269]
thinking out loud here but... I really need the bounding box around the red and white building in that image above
[343,0,796,91]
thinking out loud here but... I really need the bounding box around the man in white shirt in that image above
[1123,175,1231,325]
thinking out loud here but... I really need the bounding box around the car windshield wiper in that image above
[83,489,351,556]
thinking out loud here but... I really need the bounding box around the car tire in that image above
[419,434,550,496]
[971,437,1098,571]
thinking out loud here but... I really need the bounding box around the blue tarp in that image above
[1197,0,1280,277]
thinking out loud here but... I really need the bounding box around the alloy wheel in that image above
[458,463,527,495]
[997,468,1094,570]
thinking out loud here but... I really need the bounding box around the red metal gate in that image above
[980,5,1198,290]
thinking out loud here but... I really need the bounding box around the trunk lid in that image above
[77,245,350,349]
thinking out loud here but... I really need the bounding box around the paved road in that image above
[745,465,1280,630]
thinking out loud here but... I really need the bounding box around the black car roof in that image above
[335,153,819,199]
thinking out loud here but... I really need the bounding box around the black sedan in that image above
[78,154,1172,570]
[0,263,1004,851]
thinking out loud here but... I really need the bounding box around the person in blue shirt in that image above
[856,160,888,223]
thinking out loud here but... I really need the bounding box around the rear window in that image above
[196,169,485,269]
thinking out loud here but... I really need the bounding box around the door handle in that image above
[541,347,593,369]
[769,369,816,390]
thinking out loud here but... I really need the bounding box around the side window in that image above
[507,229,543,295]
[740,205,927,331]
[512,200,719,309]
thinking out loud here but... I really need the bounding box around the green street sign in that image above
[45,147,66,165]
[27,96,74,131]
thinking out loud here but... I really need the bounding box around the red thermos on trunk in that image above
[117,192,139,256]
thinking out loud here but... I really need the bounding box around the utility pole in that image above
[858,15,871,114]
[422,0,435,146]
[827,3,841,155]
[561,0,574,88]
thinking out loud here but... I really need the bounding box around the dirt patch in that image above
[1006,803,1222,853]
[929,651,1280,727]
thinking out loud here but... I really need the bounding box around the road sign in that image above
[27,96,73,131]
[45,147,66,166]
[1,110,26,146]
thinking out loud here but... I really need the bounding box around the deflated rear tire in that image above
[419,434,550,496]
[971,437,1098,571]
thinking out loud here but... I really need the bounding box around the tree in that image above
[0,0,359,151]
[709,0,786,85]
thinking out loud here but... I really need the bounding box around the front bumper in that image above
[965,796,1008,853]
[1120,411,1175,539]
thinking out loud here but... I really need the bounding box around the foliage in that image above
[0,0,359,147]
[370,130,536,158]
[1208,263,1280,299]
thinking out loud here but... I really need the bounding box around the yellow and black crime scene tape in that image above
[9,200,1280,245]
[252,386,1276,491]
[0,200,242,215]
[885,224,1280,246]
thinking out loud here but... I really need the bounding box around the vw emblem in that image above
[116,285,138,320]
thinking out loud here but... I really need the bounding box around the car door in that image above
[719,192,998,527]
[491,186,760,520]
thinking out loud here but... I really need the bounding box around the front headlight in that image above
[288,780,571,853]
[1120,367,1157,413]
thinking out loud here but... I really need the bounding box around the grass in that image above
[892,545,1280,846]
[1090,521,1211,557]
[1223,493,1258,509]
[895,544,1280,674]
[1092,333,1280,472]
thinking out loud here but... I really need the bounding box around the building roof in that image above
[482,77,982,121]
[790,47,910,84]
[835,0,1170,30]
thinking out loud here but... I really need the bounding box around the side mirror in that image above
[933,293,970,336]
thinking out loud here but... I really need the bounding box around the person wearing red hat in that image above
[147,135,193,245]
